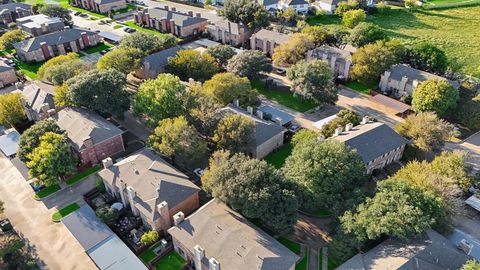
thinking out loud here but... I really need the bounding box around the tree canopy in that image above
[119,32,176,55]
[411,79,459,117]
[0,93,25,128]
[220,0,269,32]
[348,22,386,47]
[17,119,62,163]
[395,112,453,151]
[27,132,78,186]
[38,53,79,79]
[140,231,159,246]
[96,206,120,225]
[67,69,130,118]
[320,109,361,138]
[287,59,338,104]
[227,50,272,80]
[0,29,26,50]
[166,49,218,81]
[97,48,143,75]
[406,42,448,74]
[207,45,236,69]
[202,150,298,234]
[203,72,259,106]
[272,33,315,67]
[461,260,480,270]
[283,138,367,215]
[341,178,448,242]
[39,5,72,25]
[148,116,208,169]
[351,42,398,84]
[342,9,366,28]
[213,113,255,154]
[42,58,92,85]
[133,73,187,127]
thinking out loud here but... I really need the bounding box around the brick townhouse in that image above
[70,0,127,14]
[53,107,125,166]
[134,6,208,38]
[16,14,65,37]
[0,62,17,88]
[250,29,291,56]
[14,29,99,63]
[0,3,32,25]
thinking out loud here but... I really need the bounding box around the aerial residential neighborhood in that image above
[0,0,480,269]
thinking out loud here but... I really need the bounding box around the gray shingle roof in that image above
[210,19,248,35]
[258,105,294,126]
[257,0,278,6]
[333,122,408,163]
[286,0,308,5]
[388,64,446,83]
[219,106,286,147]
[145,7,208,27]
[337,230,468,270]
[309,45,352,62]
[253,29,291,44]
[53,107,123,151]
[168,199,299,270]
[0,3,31,13]
[14,28,97,52]
[22,84,54,115]
[0,62,14,73]
[98,149,200,221]
[143,45,181,71]
[94,0,125,5]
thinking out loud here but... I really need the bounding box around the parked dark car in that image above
[74,11,81,16]
[30,182,45,192]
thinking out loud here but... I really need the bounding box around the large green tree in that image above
[213,113,255,154]
[227,50,272,80]
[27,132,78,186]
[272,33,315,67]
[97,48,143,75]
[342,9,366,28]
[186,84,223,137]
[395,112,453,151]
[320,109,361,138]
[220,0,269,32]
[39,4,72,25]
[341,178,448,242]
[0,29,26,50]
[461,260,480,270]
[119,32,176,55]
[351,42,398,84]
[406,42,448,74]
[38,53,79,79]
[67,69,130,118]
[283,139,367,215]
[0,93,25,128]
[203,72,259,106]
[207,45,236,69]
[17,119,62,163]
[287,59,337,105]
[166,49,218,81]
[133,74,187,127]
[42,58,92,85]
[411,79,459,117]
[202,150,298,234]
[348,22,386,47]
[148,116,208,169]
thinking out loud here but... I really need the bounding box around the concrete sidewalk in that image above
[0,157,97,270]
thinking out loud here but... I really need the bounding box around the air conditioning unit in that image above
[458,239,473,255]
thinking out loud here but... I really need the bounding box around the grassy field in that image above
[307,6,480,75]
[14,59,44,79]
[264,142,293,169]
[344,81,375,94]
[251,80,317,112]
[51,203,80,222]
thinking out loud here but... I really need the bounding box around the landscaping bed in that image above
[51,202,80,222]
[34,184,61,200]
[65,165,102,186]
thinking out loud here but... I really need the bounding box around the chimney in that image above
[361,116,369,125]
[40,42,51,60]
[127,186,139,216]
[196,12,201,17]
[188,10,193,17]
[169,19,176,35]
[345,123,353,132]
[334,127,343,137]
[171,7,176,12]
[161,17,167,32]
[83,136,93,148]
[209,258,220,270]
[173,211,185,226]
[233,99,239,107]
[81,32,89,47]
[144,13,151,27]
[247,106,253,114]
[41,102,50,112]
[46,108,56,117]
[157,201,171,229]
[164,5,169,10]
[194,245,205,270]
[256,110,264,119]
[102,157,113,169]
[41,23,48,34]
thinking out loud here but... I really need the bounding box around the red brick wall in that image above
[79,134,124,165]
[168,192,200,223]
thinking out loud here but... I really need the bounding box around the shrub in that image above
[96,206,120,225]
[140,230,159,246]
[342,9,366,28]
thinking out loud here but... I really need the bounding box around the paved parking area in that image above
[0,157,97,270]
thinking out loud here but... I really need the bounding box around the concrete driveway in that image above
[445,131,480,173]
[0,157,97,270]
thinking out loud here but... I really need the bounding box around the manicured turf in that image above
[251,80,317,113]
[344,81,374,94]
[14,59,44,79]
[113,24,124,29]
[34,184,61,199]
[82,43,114,54]
[52,203,80,222]
[65,165,102,186]
[121,21,169,36]
[278,236,301,254]
[296,247,309,270]
[264,142,293,169]
[154,251,185,270]
[140,241,162,263]
[307,7,480,75]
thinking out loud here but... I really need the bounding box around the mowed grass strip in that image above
[52,203,80,222]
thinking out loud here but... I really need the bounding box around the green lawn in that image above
[52,203,80,222]
[154,251,185,270]
[82,43,114,54]
[139,241,162,263]
[14,59,44,79]
[296,247,309,270]
[278,236,301,254]
[264,142,293,169]
[121,21,169,37]
[308,7,480,75]
[65,165,102,186]
[344,81,374,94]
[113,24,124,29]
[34,184,61,199]
[251,80,317,113]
